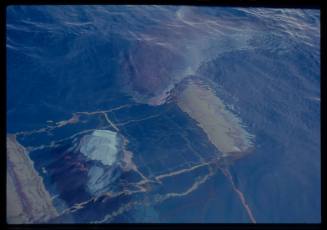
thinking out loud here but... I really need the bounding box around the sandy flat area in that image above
[177,80,254,156]
[7,134,58,224]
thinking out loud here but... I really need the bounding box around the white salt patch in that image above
[79,130,119,166]
[232,146,241,152]
[86,166,109,195]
